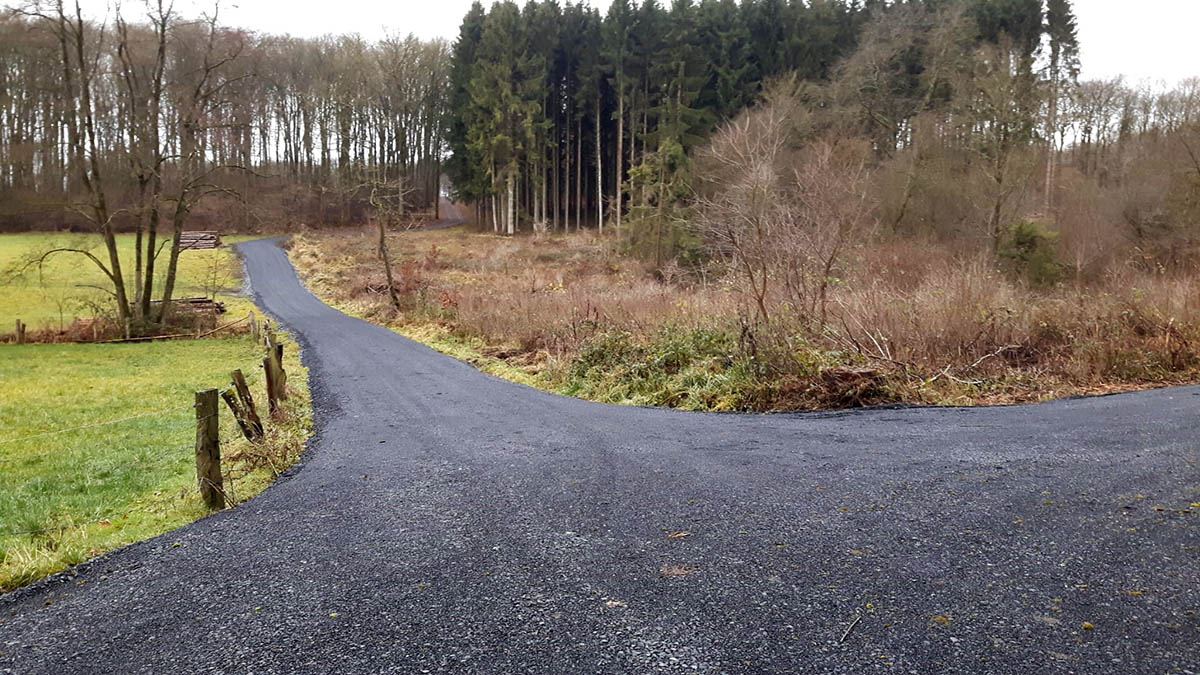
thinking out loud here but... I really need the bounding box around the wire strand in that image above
[0,355,269,448]
[0,404,195,446]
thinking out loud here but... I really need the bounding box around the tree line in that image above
[0,1,449,329]
[689,0,1200,334]
[442,0,1086,241]
[4,0,1199,330]
[445,0,867,235]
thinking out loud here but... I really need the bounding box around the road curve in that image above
[2,238,1196,674]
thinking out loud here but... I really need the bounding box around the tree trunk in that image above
[1044,71,1059,218]
[507,170,515,235]
[596,99,603,234]
[615,89,623,235]
[576,114,583,232]
[378,217,400,308]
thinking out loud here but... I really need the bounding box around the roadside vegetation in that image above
[1,236,311,592]
[291,225,1200,411]
[278,0,1200,413]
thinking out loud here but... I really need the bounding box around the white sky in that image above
[25,0,1200,85]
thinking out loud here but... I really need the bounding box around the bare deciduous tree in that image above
[695,89,876,328]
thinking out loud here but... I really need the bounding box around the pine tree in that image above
[603,0,636,233]
[574,4,607,231]
[696,0,754,124]
[744,0,788,82]
[469,1,527,234]
[446,1,487,212]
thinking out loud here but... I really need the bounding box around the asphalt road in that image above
[2,238,1197,674]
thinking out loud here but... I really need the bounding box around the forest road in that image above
[1,238,1196,674]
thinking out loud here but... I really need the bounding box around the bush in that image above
[562,327,757,410]
[999,220,1063,287]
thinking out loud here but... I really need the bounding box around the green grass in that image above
[0,336,310,591]
[0,232,311,591]
[0,232,258,331]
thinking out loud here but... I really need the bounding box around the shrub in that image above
[563,327,757,410]
[999,220,1063,287]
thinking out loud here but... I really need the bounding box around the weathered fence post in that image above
[263,356,280,414]
[194,388,225,510]
[248,312,259,343]
[273,341,288,401]
[221,388,260,442]
[14,319,25,345]
[231,369,264,438]
[263,331,288,414]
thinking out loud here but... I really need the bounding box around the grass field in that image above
[0,234,311,592]
[0,232,257,331]
[0,336,310,592]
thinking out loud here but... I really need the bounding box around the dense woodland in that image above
[443,0,1200,275]
[2,0,1200,348]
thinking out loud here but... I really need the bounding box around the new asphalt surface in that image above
[1,237,1197,673]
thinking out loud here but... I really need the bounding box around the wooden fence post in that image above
[221,388,260,442]
[264,356,280,414]
[273,341,288,401]
[195,388,224,510]
[248,312,259,343]
[231,369,264,437]
[14,319,25,345]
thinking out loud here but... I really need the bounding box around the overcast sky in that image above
[40,0,1200,86]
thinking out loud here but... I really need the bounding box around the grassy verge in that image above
[289,227,1200,411]
[0,232,258,331]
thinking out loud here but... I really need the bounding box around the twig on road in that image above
[839,612,862,644]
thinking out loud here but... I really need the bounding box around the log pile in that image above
[151,297,227,314]
[179,231,223,250]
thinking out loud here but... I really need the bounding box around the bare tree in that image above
[20,0,134,325]
[115,0,172,318]
[952,38,1044,251]
[694,85,876,328]
[157,4,248,323]
[367,173,417,309]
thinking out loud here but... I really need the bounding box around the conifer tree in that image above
[603,0,636,232]
[446,2,487,213]
[696,0,754,123]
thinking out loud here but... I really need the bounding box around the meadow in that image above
[0,234,310,591]
[0,233,257,331]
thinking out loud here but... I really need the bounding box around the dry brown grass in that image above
[292,227,729,356]
[290,226,1200,410]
